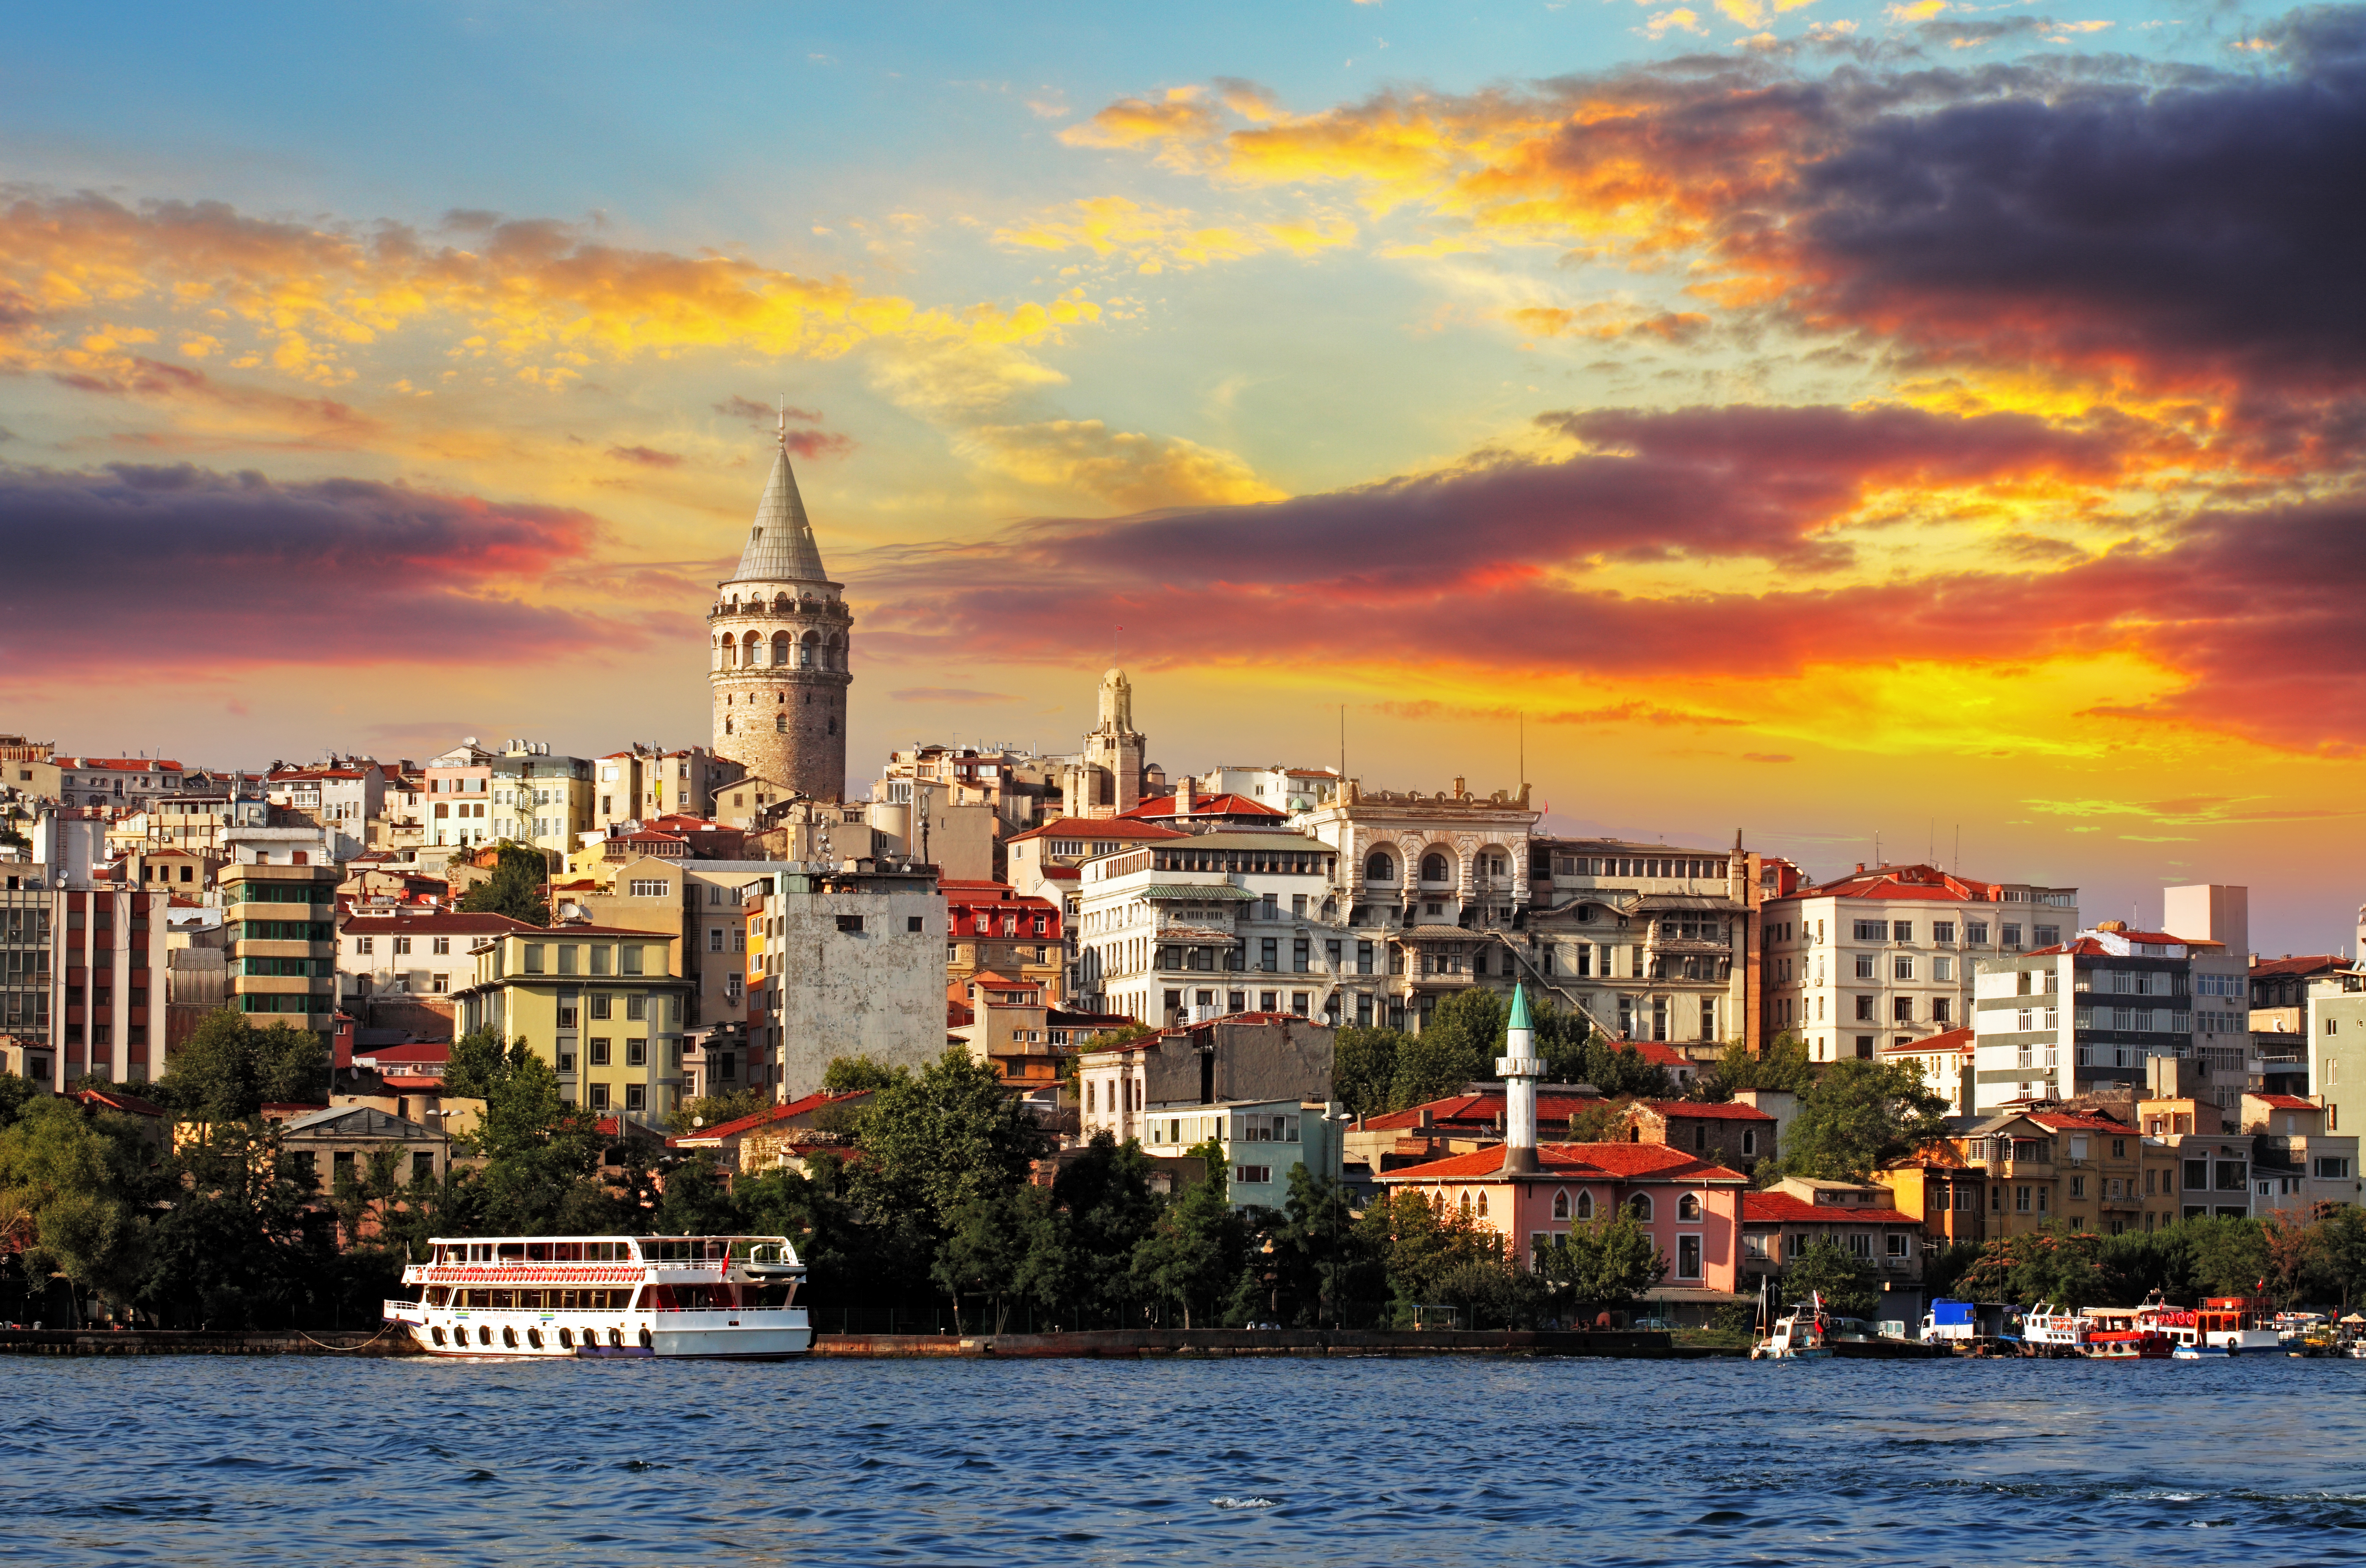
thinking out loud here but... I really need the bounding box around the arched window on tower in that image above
[775,714,786,733]
[741,631,761,666]
[773,592,791,613]
[771,631,790,667]
[800,631,819,668]
[825,634,845,671]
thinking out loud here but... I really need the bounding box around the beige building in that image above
[1523,837,1755,1050]
[1763,863,2079,1063]
[222,861,341,1039]
[592,745,741,835]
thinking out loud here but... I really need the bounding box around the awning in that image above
[1141,884,1258,902]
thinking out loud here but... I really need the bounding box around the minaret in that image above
[706,412,854,800]
[1497,982,1542,1174]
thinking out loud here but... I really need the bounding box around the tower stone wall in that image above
[707,431,853,802]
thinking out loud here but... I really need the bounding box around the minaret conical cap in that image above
[732,440,829,583]
[1508,981,1532,1032]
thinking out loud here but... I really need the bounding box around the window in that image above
[589,1083,611,1111]
[1293,939,1310,973]
[1893,955,1913,981]
[1260,938,1277,972]
[1892,996,1914,1022]
[626,996,647,1022]
[1886,1232,1910,1258]
[1365,853,1395,882]
[2015,1185,2031,1212]
[1855,954,1876,980]
[2070,1175,2086,1198]
[1933,922,1956,944]
[628,879,668,898]
[1234,1165,1273,1186]
[626,1039,647,1067]
[620,946,644,975]
[589,993,611,1020]
[1892,921,1913,942]
[589,1038,611,1065]
[1853,920,1886,942]
[1846,1232,1872,1258]
[1856,996,1876,1021]
[1629,1193,1653,1222]
[1934,956,1952,983]
[1422,853,1449,882]
[2316,1157,2353,1179]
[1741,1130,1757,1157]
[1677,1193,1701,1221]
[1552,1189,1571,1220]
[1676,1234,1702,1280]
[1357,941,1373,976]
[433,936,450,956]
[2003,923,2023,947]
[356,937,374,955]
[524,944,544,974]
[1967,921,1990,944]
[709,928,725,952]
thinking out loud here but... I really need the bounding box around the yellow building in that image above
[452,924,690,1123]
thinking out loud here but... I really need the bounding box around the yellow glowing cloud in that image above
[958,419,1286,508]
[992,196,1355,273]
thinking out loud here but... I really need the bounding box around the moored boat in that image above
[1751,1291,1836,1360]
[2075,1307,2171,1360]
[2167,1295,2282,1359]
[2023,1302,2087,1357]
[383,1233,810,1360]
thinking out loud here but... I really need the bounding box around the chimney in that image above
[1178,777,1195,816]
[1497,982,1541,1174]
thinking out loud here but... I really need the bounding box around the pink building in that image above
[1375,985,1748,1297]
[1378,1140,1748,1292]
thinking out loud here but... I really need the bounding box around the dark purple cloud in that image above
[0,462,631,674]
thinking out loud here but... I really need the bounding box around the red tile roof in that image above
[59,756,185,772]
[354,1041,452,1065]
[1604,1040,1692,1069]
[1743,1192,1921,1224]
[1642,1100,1773,1121]
[1882,1026,1976,1055]
[2251,954,2348,978]
[72,1087,168,1118]
[341,910,536,934]
[1381,1141,1745,1183]
[1005,817,1190,846]
[1120,793,1285,820]
[2251,1093,2317,1109]
[2029,1110,2131,1133]
[667,1090,869,1147]
[382,1075,446,1092]
[1784,864,2008,904]
[1361,1089,1601,1131]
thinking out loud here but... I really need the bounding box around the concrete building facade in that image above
[740,860,944,1096]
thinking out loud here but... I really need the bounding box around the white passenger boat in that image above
[2168,1295,2283,1359]
[2023,1302,2087,1357]
[383,1233,810,1360]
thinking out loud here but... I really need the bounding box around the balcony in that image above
[2100,1195,2143,1213]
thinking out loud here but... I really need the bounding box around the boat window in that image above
[426,1287,451,1307]
[490,1290,514,1310]
[525,1243,551,1262]
[496,1243,525,1262]
[555,1242,582,1262]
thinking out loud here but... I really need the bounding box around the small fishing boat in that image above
[2075,1307,2171,1360]
[2023,1302,2087,1357]
[2168,1296,2282,1358]
[1751,1289,1836,1360]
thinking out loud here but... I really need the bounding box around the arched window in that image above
[1629,1193,1653,1222]
[723,718,733,735]
[1458,1191,1472,1217]
[1365,852,1395,883]
[1552,1188,1571,1220]
[1678,1193,1701,1221]
[741,631,760,667]
[1477,1190,1489,1218]
[1422,853,1449,882]
[771,631,790,666]
[774,714,786,733]
[800,631,819,668]
[773,593,791,613]
[1576,1190,1594,1220]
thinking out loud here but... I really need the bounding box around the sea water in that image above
[7,1354,2365,1565]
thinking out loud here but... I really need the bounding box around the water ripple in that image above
[5,1354,2362,1564]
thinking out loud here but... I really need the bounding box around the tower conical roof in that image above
[1508,981,1532,1032]
[731,441,829,584]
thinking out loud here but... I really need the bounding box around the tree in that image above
[0,1070,36,1132]
[932,1186,1057,1334]
[1268,1165,1379,1327]
[0,1096,161,1323]
[1564,1097,1632,1142]
[1776,1059,1950,1181]
[1332,1025,1408,1117]
[1577,1038,1678,1100]
[1778,1237,1880,1317]
[1539,1206,1669,1312]
[456,841,551,926]
[671,1087,771,1135]
[149,1011,328,1122]
[849,1046,1048,1233]
[445,1030,613,1234]
[1047,1132,1162,1325]
[1130,1138,1245,1327]
[137,1119,330,1328]
[652,1158,744,1235]
[821,1054,906,1093]
[1392,989,1503,1108]
[1699,1033,1815,1102]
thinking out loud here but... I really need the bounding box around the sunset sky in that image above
[4,1,2363,952]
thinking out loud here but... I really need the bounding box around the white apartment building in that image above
[1762,863,2078,1062]
[1971,923,2218,1114]
[487,742,593,858]
[1199,764,1342,814]
[2307,971,2366,1137]
[266,759,388,835]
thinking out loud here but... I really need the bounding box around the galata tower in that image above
[707,418,853,800]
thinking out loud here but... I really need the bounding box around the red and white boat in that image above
[383,1233,810,1360]
[2074,1306,2172,1360]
